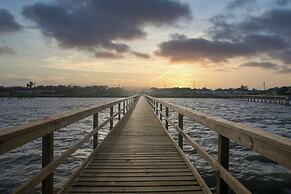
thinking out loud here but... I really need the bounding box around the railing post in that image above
[155,102,158,115]
[118,103,121,120]
[42,133,54,194]
[217,134,229,194]
[178,114,183,149]
[153,100,155,111]
[93,113,98,149]
[159,104,163,121]
[165,107,169,130]
[110,106,114,130]
[127,100,129,111]
[123,100,126,115]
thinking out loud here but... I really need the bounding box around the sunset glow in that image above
[0,0,291,89]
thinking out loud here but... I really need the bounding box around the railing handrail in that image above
[145,94,291,193]
[0,95,139,194]
[237,95,288,98]
[145,95,291,170]
[0,95,138,155]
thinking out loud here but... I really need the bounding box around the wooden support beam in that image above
[118,103,121,120]
[110,106,114,130]
[165,107,169,130]
[217,134,229,194]
[42,133,54,194]
[155,102,158,115]
[93,113,98,149]
[159,104,163,121]
[178,114,183,149]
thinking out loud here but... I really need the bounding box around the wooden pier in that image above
[64,97,206,193]
[0,95,291,194]
[234,95,290,106]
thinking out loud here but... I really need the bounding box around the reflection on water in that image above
[165,98,291,194]
[0,97,290,193]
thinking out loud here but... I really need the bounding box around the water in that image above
[165,98,291,194]
[0,97,290,193]
[0,97,119,193]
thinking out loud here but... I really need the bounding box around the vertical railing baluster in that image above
[127,100,129,111]
[159,104,162,121]
[110,106,113,130]
[93,113,98,149]
[155,102,158,115]
[118,103,121,120]
[165,107,169,130]
[178,114,183,149]
[153,100,155,112]
[217,134,229,194]
[123,100,126,115]
[42,133,54,194]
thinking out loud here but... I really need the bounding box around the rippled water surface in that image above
[0,97,290,193]
[165,98,291,194]
[0,97,119,193]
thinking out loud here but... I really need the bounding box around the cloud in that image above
[276,66,291,74]
[131,51,150,59]
[157,7,291,66]
[0,9,22,34]
[22,0,191,54]
[95,51,123,59]
[273,0,290,6]
[0,46,15,54]
[209,8,291,41]
[155,33,288,63]
[271,50,291,65]
[226,0,256,10]
[240,61,279,69]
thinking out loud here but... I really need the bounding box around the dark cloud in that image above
[131,51,150,59]
[22,0,191,54]
[156,34,289,63]
[157,7,291,66]
[271,50,291,65]
[240,62,279,69]
[95,51,123,59]
[0,9,22,34]
[0,46,15,54]
[209,8,291,41]
[273,0,290,6]
[226,0,256,10]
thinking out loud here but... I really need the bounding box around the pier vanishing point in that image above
[0,95,290,194]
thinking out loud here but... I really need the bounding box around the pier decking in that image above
[65,97,204,193]
[1,95,291,194]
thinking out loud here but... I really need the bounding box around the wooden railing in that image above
[145,95,291,194]
[234,95,290,106]
[0,95,139,194]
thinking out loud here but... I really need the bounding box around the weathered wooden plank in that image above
[82,169,190,173]
[79,172,193,177]
[146,95,291,170]
[73,180,198,186]
[68,191,203,194]
[68,185,202,192]
[64,97,205,194]
[0,96,138,155]
[75,176,196,182]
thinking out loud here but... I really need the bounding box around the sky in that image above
[0,0,291,89]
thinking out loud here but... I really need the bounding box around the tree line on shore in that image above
[0,84,290,98]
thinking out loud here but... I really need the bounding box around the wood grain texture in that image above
[146,95,291,171]
[66,97,204,194]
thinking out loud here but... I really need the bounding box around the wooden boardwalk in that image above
[66,97,204,194]
[1,95,290,193]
